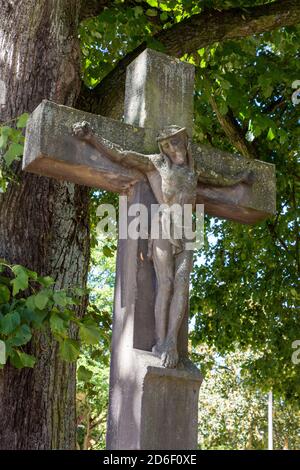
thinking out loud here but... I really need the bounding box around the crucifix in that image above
[23,49,276,450]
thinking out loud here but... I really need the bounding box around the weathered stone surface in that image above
[140,355,202,450]
[107,350,202,450]
[23,100,152,193]
[194,144,276,223]
[124,48,195,142]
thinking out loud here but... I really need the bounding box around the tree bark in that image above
[0,0,90,449]
[77,0,300,118]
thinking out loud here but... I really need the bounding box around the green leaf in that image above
[0,133,8,149]
[17,351,36,368]
[16,113,29,128]
[25,298,48,326]
[9,350,23,368]
[77,365,93,382]
[11,265,29,295]
[53,291,67,307]
[0,285,10,304]
[38,276,54,288]
[219,101,228,116]
[278,129,287,144]
[10,324,32,346]
[147,0,158,6]
[290,288,298,299]
[0,312,20,335]
[79,321,101,345]
[103,245,113,257]
[267,128,275,141]
[25,295,37,310]
[34,291,50,310]
[0,126,12,137]
[59,338,80,362]
[3,143,24,166]
[263,85,273,99]
[134,6,143,17]
[146,9,157,17]
[50,313,67,336]
[160,12,168,21]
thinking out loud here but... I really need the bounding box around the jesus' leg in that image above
[161,249,194,368]
[152,237,174,356]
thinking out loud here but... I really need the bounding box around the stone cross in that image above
[23,49,276,450]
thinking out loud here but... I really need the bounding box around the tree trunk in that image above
[0,0,90,449]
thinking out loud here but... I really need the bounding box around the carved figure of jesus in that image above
[73,122,253,368]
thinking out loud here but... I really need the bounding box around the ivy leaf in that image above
[11,350,36,368]
[16,113,29,129]
[34,291,50,310]
[0,312,20,335]
[59,338,80,362]
[9,350,24,368]
[0,134,8,149]
[79,321,101,345]
[50,313,67,336]
[0,126,12,137]
[0,126,12,149]
[77,365,93,382]
[0,285,10,304]
[3,143,24,167]
[53,291,67,307]
[38,276,54,288]
[10,324,32,346]
[11,265,29,295]
[25,298,48,326]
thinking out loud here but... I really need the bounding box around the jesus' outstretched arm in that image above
[72,121,155,173]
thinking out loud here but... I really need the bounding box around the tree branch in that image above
[77,0,300,118]
[208,95,258,159]
[267,220,293,256]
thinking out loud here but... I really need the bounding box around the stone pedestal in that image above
[107,350,202,450]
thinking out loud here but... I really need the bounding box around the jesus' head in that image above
[157,126,192,168]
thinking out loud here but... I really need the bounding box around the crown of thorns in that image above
[157,125,188,142]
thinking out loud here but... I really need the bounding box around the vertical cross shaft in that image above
[107,49,202,450]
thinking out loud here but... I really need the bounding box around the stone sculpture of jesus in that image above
[73,122,253,368]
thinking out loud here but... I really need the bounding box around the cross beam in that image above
[23,100,275,224]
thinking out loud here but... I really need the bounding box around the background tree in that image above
[0,0,299,449]
[197,349,300,450]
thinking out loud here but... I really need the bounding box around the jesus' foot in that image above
[152,342,164,357]
[161,338,179,369]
